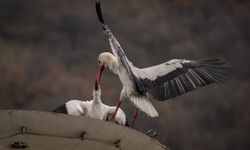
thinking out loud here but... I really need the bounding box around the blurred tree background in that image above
[0,0,249,149]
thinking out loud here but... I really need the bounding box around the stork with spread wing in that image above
[95,1,227,127]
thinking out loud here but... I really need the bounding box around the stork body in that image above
[98,52,159,118]
[95,1,227,123]
[53,87,128,126]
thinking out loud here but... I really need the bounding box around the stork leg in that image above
[130,108,138,127]
[109,100,122,121]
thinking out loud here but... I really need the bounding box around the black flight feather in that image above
[95,1,105,25]
[137,59,228,101]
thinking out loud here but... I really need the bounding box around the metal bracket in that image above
[21,127,26,135]
[114,139,121,148]
[81,131,86,141]
[10,141,28,149]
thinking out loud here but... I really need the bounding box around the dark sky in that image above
[0,0,250,150]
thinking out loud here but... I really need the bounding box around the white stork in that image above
[95,1,227,126]
[53,83,128,126]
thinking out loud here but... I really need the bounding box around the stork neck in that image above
[92,89,102,104]
[109,58,119,74]
[93,95,102,104]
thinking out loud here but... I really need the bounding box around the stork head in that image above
[96,52,116,85]
[98,52,115,67]
[92,86,101,100]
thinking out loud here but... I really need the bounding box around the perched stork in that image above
[95,1,227,125]
[53,83,128,126]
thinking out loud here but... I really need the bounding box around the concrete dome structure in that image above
[0,110,166,150]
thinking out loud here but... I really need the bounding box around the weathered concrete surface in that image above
[0,110,166,150]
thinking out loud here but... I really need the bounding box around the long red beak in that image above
[95,64,105,89]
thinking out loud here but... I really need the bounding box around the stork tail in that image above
[130,96,159,117]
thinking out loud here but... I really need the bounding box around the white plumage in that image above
[53,88,127,126]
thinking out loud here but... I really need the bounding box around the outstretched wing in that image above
[95,1,131,75]
[132,59,228,101]
[95,1,144,94]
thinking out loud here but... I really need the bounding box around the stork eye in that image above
[98,60,101,64]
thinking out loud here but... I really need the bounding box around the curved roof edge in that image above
[0,110,167,150]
